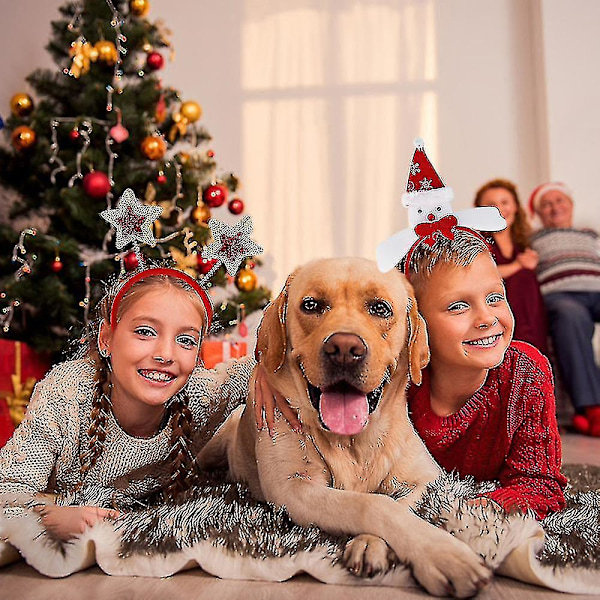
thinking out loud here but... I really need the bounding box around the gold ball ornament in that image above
[235,268,258,292]
[11,125,36,151]
[190,204,211,225]
[140,135,167,160]
[95,40,118,66]
[129,0,150,17]
[10,93,34,117]
[180,101,202,123]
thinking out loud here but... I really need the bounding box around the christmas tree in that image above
[0,0,270,357]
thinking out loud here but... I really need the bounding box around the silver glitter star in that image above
[100,188,162,249]
[201,216,263,276]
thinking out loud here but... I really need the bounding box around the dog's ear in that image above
[405,286,430,386]
[255,273,295,373]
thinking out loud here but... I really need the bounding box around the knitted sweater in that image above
[0,357,253,505]
[531,227,600,294]
[407,341,567,520]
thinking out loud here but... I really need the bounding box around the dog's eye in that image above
[301,297,323,313]
[368,300,393,319]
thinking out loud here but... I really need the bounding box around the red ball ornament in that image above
[157,173,167,185]
[203,183,228,208]
[207,150,215,158]
[228,198,244,215]
[69,129,80,141]
[197,257,218,275]
[51,258,63,273]
[146,51,164,71]
[124,251,139,271]
[83,171,111,199]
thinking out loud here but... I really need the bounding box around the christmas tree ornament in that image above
[197,257,218,275]
[203,183,228,208]
[376,138,506,273]
[109,122,129,143]
[100,188,162,250]
[51,257,63,273]
[123,251,139,271]
[191,203,211,225]
[129,0,150,17]
[235,267,257,292]
[169,246,198,278]
[201,216,264,277]
[140,135,167,160]
[95,40,118,66]
[67,37,98,78]
[10,93,34,118]
[51,242,63,273]
[83,171,111,199]
[237,303,249,338]
[157,171,167,185]
[146,51,164,71]
[0,114,4,130]
[207,149,215,158]
[155,94,167,124]
[180,100,202,123]
[69,128,80,141]
[228,198,244,215]
[11,125,36,151]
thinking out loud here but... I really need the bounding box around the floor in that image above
[2,432,599,600]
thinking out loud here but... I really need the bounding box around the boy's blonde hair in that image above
[401,229,491,297]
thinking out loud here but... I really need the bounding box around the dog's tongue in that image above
[319,388,369,435]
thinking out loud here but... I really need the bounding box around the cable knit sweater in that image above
[408,341,566,520]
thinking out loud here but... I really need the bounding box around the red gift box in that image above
[0,340,51,445]
[201,339,247,369]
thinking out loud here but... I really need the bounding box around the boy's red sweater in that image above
[408,341,567,520]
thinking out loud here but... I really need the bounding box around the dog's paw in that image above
[343,534,398,578]
[411,537,492,598]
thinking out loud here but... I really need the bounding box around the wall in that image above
[1,0,598,289]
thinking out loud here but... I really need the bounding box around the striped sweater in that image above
[531,228,600,295]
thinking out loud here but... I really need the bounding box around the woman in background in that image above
[475,179,548,354]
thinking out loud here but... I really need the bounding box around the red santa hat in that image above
[528,181,572,216]
[402,138,453,207]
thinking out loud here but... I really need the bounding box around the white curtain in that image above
[241,0,439,289]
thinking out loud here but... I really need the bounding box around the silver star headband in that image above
[100,188,162,250]
[201,216,263,279]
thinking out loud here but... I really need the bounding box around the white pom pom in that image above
[414,137,425,149]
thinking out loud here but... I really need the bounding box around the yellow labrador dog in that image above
[199,258,490,597]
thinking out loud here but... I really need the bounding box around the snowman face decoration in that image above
[409,200,454,227]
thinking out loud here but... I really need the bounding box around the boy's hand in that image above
[254,365,302,436]
[34,504,120,542]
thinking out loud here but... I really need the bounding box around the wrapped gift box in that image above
[201,339,247,369]
[0,340,51,442]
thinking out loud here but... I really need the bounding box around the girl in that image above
[403,228,566,519]
[474,179,548,354]
[0,266,290,543]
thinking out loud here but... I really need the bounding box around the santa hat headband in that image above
[376,138,506,274]
[528,182,572,216]
[402,138,454,207]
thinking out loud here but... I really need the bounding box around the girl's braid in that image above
[162,391,201,501]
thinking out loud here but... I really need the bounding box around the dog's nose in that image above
[323,333,367,367]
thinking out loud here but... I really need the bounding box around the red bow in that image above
[414,214,458,246]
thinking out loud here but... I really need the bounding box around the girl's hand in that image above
[254,365,302,436]
[34,504,120,542]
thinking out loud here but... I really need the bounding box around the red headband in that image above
[110,268,213,332]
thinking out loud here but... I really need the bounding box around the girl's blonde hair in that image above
[82,273,206,500]
[474,179,532,249]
